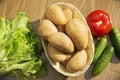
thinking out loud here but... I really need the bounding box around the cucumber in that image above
[93,37,107,63]
[92,45,114,76]
[109,28,120,59]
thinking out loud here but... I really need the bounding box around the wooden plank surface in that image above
[0,0,120,80]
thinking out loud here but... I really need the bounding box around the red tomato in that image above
[86,10,112,37]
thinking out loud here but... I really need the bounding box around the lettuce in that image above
[0,12,46,79]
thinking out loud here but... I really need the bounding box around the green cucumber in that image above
[92,45,114,76]
[93,37,107,63]
[109,28,120,59]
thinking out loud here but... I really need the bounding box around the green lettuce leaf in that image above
[0,12,46,79]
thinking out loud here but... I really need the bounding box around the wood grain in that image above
[0,0,120,80]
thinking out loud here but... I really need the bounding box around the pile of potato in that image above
[38,3,92,73]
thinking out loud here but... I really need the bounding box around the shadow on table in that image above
[110,53,120,63]
[85,64,94,80]
[30,19,41,35]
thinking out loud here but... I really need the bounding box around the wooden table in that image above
[0,0,120,80]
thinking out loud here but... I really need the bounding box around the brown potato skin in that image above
[47,44,67,62]
[48,32,74,53]
[65,18,88,50]
[45,5,67,25]
[38,19,58,40]
[66,50,87,73]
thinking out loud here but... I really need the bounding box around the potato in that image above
[45,5,67,25]
[65,18,88,50]
[48,32,74,53]
[47,44,67,62]
[63,8,73,22]
[66,50,87,73]
[38,19,58,40]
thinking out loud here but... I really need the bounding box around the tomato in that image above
[86,10,112,37]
